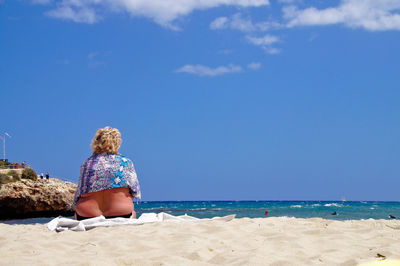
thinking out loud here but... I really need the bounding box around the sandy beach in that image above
[1,217,400,265]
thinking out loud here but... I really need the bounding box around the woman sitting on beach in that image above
[74,126,141,220]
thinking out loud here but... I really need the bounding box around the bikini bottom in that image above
[75,212,132,221]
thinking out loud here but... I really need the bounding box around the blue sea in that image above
[2,201,399,225]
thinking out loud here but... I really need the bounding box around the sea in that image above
[1,201,399,225]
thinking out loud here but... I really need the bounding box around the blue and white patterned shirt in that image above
[74,153,141,205]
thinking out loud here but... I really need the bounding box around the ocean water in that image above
[2,201,399,225]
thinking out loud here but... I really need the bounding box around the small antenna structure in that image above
[0,132,11,160]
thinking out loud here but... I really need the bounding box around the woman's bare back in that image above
[75,187,135,218]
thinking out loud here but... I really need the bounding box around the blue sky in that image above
[1,0,399,201]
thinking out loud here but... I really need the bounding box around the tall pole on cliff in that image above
[0,135,3,160]
[0,132,11,160]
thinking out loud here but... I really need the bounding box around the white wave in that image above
[290,205,302,208]
[324,203,344,207]
[370,207,375,210]
[312,204,321,207]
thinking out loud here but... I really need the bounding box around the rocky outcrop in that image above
[0,169,24,176]
[0,178,77,219]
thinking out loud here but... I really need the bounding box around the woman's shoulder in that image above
[81,154,134,167]
[117,154,134,164]
[80,154,104,168]
[99,153,134,165]
[81,154,96,165]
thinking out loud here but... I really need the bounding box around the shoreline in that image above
[1,217,400,265]
[2,215,399,225]
[1,200,399,222]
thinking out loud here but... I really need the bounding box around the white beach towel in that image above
[47,212,235,232]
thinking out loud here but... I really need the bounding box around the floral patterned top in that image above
[74,153,141,205]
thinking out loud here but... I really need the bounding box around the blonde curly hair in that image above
[91,126,122,154]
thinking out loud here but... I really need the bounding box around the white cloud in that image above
[46,6,99,24]
[264,47,281,54]
[278,0,298,4]
[210,13,282,32]
[41,0,269,28]
[209,13,283,54]
[247,62,261,70]
[284,0,400,31]
[246,34,279,46]
[175,64,242,76]
[246,34,281,54]
[228,13,257,31]
[175,62,263,76]
[210,17,229,30]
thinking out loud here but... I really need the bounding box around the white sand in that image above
[1,217,400,265]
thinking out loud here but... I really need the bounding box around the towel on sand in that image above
[47,212,235,232]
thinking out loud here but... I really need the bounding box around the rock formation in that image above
[0,178,77,219]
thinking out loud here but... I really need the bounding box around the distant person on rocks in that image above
[40,173,44,179]
[74,126,141,220]
[46,172,49,180]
